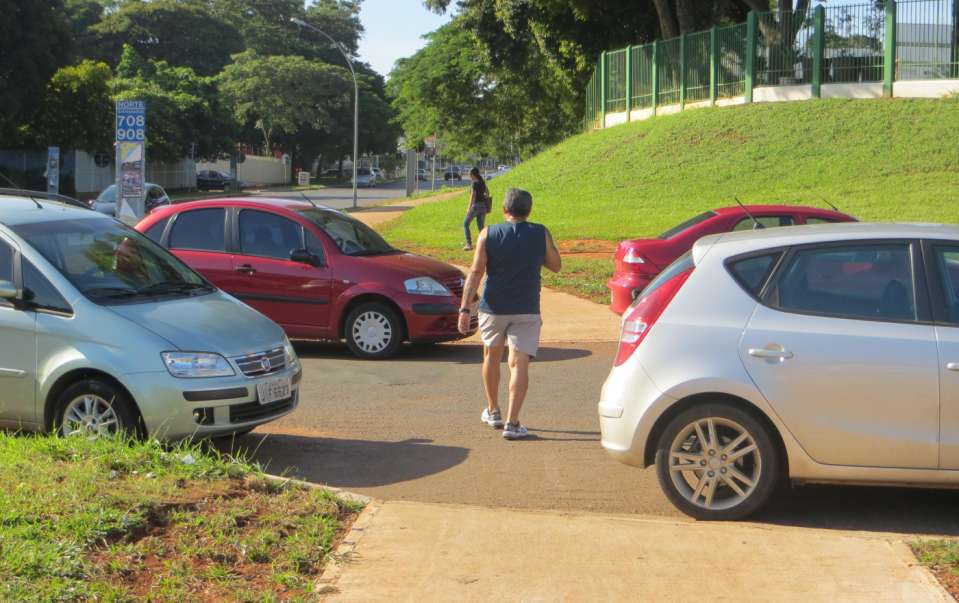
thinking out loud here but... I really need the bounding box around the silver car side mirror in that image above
[0,280,18,300]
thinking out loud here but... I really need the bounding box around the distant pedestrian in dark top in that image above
[463,167,491,251]
[458,188,562,439]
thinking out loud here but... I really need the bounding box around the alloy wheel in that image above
[351,310,394,354]
[60,394,121,439]
[667,416,762,511]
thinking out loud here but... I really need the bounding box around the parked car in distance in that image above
[0,190,300,441]
[135,197,476,359]
[353,167,377,188]
[443,169,461,181]
[607,205,855,314]
[197,170,241,191]
[416,169,428,181]
[600,222,959,520]
[91,183,171,217]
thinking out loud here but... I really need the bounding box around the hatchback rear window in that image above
[639,251,694,300]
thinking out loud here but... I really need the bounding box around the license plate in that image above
[256,376,291,405]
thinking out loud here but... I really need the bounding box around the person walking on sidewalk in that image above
[457,188,562,439]
[462,167,491,251]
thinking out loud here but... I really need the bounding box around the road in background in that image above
[255,178,469,211]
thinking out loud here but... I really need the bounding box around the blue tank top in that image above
[480,221,546,315]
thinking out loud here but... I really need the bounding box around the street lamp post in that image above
[290,17,359,209]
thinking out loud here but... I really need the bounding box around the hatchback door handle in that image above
[748,348,794,360]
[947,362,959,371]
[235,264,256,275]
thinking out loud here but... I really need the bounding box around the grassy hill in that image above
[383,98,959,302]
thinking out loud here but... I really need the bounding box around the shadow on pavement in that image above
[293,342,593,364]
[522,427,601,442]
[755,483,959,536]
[213,433,469,489]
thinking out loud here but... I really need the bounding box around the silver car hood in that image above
[107,292,284,357]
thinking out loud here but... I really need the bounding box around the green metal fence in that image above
[584,0,959,130]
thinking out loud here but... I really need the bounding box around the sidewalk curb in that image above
[261,472,371,506]
[315,499,382,598]
[889,540,955,602]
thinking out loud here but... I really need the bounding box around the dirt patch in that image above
[557,239,617,254]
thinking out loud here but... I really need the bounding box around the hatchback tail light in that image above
[614,266,694,366]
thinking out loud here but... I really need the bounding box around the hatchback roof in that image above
[0,193,106,227]
[696,221,959,260]
[148,196,340,217]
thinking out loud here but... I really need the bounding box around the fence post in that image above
[600,51,608,126]
[625,45,633,121]
[745,11,757,103]
[652,41,659,115]
[954,0,959,78]
[679,33,687,110]
[709,27,718,106]
[883,0,896,97]
[812,5,824,98]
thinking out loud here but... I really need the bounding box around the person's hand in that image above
[457,310,471,335]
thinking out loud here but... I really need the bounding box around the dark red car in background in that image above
[136,198,474,359]
[607,205,856,314]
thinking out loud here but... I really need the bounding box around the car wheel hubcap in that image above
[352,311,393,353]
[61,395,120,440]
[668,417,761,511]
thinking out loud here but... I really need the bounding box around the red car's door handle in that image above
[235,264,256,275]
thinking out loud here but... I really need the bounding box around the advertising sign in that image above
[46,147,60,194]
[115,100,146,225]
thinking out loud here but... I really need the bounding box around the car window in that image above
[147,186,164,200]
[143,217,170,244]
[297,208,396,256]
[22,259,71,314]
[98,185,117,203]
[0,237,12,283]
[931,246,959,324]
[239,210,302,260]
[658,211,717,240]
[305,229,327,265]
[728,253,780,295]
[772,244,916,322]
[805,217,839,225]
[169,208,226,252]
[732,215,793,231]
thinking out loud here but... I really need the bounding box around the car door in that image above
[165,207,234,287]
[923,241,959,469]
[228,208,332,336]
[0,235,37,426]
[740,240,939,469]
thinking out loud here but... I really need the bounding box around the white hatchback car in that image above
[600,223,959,519]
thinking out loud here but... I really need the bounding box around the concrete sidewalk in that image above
[350,193,622,343]
[320,501,950,602]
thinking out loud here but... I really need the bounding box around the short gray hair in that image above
[503,188,533,218]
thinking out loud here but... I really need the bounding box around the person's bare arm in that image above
[543,227,562,273]
[458,229,488,334]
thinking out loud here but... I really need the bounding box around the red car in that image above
[136,198,475,359]
[607,205,856,314]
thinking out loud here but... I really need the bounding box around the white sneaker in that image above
[481,408,504,428]
[502,423,529,440]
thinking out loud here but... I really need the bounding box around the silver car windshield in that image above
[12,219,212,305]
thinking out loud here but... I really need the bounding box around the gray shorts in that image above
[478,312,543,358]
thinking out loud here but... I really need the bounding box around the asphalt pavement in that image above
[255,179,468,211]
[219,340,959,538]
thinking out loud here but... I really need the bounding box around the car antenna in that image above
[734,197,764,229]
[299,191,319,209]
[821,197,840,212]
[0,171,41,209]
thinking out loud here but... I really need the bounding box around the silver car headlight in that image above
[404,277,451,296]
[283,336,299,371]
[161,352,235,378]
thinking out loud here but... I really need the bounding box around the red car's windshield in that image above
[297,208,399,256]
[658,211,717,240]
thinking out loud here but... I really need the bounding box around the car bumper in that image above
[123,365,302,440]
[607,273,653,315]
[598,354,673,468]
[402,297,477,342]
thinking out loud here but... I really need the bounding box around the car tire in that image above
[654,403,780,521]
[345,302,403,360]
[54,379,141,440]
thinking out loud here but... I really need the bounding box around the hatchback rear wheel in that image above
[655,403,780,520]
[345,302,403,359]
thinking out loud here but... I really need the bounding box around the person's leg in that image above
[476,210,485,233]
[483,342,505,413]
[505,346,530,425]
[463,210,474,247]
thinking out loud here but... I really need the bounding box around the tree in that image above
[20,60,114,152]
[0,0,72,143]
[89,0,244,75]
[114,45,238,162]
[219,50,352,153]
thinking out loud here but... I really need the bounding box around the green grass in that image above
[383,98,959,300]
[912,540,959,598]
[0,434,360,602]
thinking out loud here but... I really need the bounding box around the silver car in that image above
[91,183,170,216]
[600,222,959,519]
[0,191,300,440]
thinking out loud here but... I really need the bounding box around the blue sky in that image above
[357,0,452,77]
